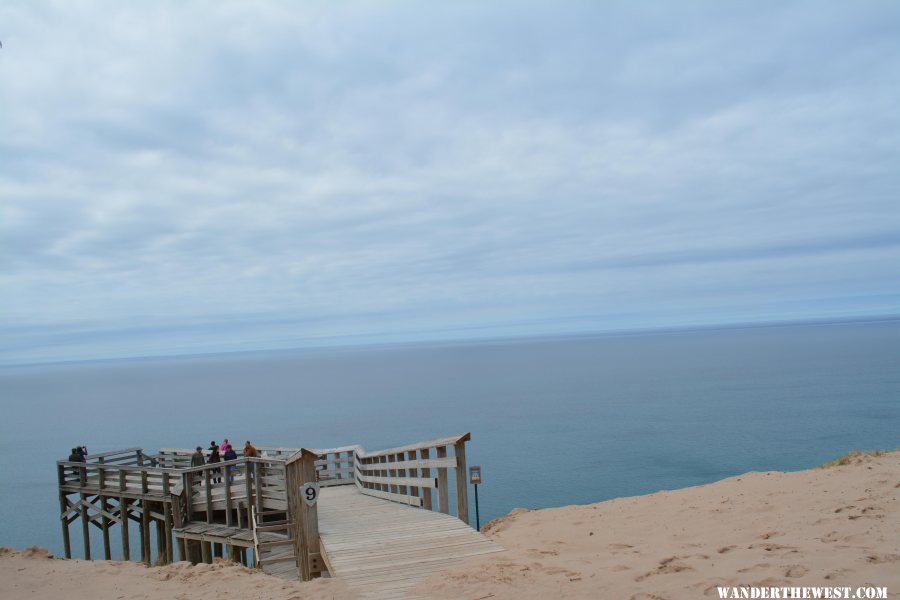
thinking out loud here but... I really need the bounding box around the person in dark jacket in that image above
[223,446,238,481]
[208,446,222,483]
[68,448,85,462]
[190,446,205,468]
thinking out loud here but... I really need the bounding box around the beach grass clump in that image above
[819,449,892,468]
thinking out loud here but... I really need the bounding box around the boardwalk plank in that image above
[318,486,503,599]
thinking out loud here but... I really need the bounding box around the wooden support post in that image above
[120,498,130,561]
[80,489,91,560]
[101,494,111,560]
[454,441,470,524]
[156,517,166,562]
[436,446,450,514]
[141,501,151,564]
[57,465,72,559]
[201,541,212,564]
[287,449,321,581]
[162,477,174,564]
[419,448,433,511]
[177,538,186,562]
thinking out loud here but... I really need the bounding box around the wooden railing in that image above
[354,433,470,523]
[308,444,362,487]
[178,456,288,528]
[154,446,301,469]
[57,459,183,497]
[79,447,154,467]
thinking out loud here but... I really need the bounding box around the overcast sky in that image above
[1,1,898,364]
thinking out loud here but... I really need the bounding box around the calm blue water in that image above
[1,320,898,558]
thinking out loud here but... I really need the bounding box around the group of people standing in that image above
[191,439,258,483]
[67,446,88,462]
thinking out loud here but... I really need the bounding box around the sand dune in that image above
[3,451,898,600]
[0,548,352,600]
[416,451,900,599]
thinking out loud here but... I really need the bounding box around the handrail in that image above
[305,444,363,456]
[357,433,470,459]
[56,460,177,474]
[353,433,471,523]
[83,447,143,460]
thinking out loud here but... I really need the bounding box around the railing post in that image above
[436,446,450,514]
[407,450,419,503]
[162,475,174,564]
[225,463,234,526]
[287,449,321,581]
[244,461,254,529]
[57,464,72,559]
[419,448,433,511]
[183,472,193,522]
[454,440,469,524]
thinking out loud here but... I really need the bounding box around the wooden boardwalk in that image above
[319,486,503,600]
[56,433,503,593]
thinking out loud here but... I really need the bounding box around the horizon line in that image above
[3,313,898,370]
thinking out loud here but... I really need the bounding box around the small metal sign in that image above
[300,482,320,507]
[469,466,481,485]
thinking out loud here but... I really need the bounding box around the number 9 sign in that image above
[300,482,319,507]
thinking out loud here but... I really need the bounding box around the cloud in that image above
[1,1,899,364]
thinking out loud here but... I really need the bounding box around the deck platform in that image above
[319,486,503,600]
[56,433,502,593]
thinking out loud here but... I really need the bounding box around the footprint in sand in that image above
[634,556,694,581]
[717,545,737,554]
[785,565,808,578]
[526,548,559,557]
[760,531,780,540]
[737,563,771,573]
[749,543,798,554]
[821,531,840,543]
[865,553,900,564]
[608,543,634,550]
[825,568,853,580]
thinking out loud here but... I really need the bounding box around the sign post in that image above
[468,466,482,531]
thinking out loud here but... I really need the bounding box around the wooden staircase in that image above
[252,507,298,579]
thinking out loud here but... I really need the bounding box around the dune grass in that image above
[819,449,894,468]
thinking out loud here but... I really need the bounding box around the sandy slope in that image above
[415,451,900,599]
[0,548,352,600]
[3,452,898,600]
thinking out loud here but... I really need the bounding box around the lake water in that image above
[1,319,898,559]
